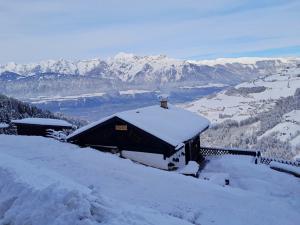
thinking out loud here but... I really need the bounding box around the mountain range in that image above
[1,53,299,99]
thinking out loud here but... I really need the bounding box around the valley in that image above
[1,55,300,159]
[185,64,300,160]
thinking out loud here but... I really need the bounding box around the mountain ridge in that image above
[1,54,299,79]
[1,54,299,100]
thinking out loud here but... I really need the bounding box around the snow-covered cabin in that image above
[67,101,210,170]
[12,118,73,137]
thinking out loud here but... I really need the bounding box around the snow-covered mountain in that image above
[1,54,299,99]
[1,54,298,80]
[184,64,300,160]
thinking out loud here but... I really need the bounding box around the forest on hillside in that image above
[0,94,86,134]
[202,88,300,160]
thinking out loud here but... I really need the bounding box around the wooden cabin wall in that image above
[72,117,175,157]
[185,135,200,163]
[190,135,200,161]
[15,124,71,136]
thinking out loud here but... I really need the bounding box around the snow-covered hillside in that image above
[0,135,299,225]
[186,65,300,123]
[259,110,300,151]
[185,65,300,159]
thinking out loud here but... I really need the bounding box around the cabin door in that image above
[185,142,192,164]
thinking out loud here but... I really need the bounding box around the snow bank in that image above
[201,155,300,197]
[199,172,230,186]
[178,161,199,176]
[1,135,300,225]
[0,153,105,225]
[0,152,189,225]
[270,161,300,177]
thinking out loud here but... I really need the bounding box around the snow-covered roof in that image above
[0,123,9,128]
[67,104,210,147]
[12,118,73,127]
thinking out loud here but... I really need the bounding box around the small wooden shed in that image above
[67,101,210,170]
[12,118,73,137]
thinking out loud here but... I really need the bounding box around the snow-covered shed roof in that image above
[12,118,73,127]
[67,104,210,147]
[0,123,9,128]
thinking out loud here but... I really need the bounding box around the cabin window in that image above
[115,124,128,131]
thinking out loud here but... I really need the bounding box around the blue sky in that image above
[0,0,299,63]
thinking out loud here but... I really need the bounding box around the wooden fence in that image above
[260,157,300,167]
[199,146,300,167]
[199,146,258,157]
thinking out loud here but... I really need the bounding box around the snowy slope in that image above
[184,65,300,159]
[258,110,300,152]
[0,135,300,225]
[185,66,300,123]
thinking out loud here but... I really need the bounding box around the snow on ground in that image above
[29,92,106,104]
[201,156,300,197]
[258,110,300,152]
[0,135,300,225]
[178,161,199,176]
[291,135,300,152]
[185,67,300,124]
[283,110,300,124]
[259,122,300,142]
[270,161,300,177]
[294,154,300,161]
[0,154,187,225]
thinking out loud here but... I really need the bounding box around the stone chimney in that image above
[160,97,168,109]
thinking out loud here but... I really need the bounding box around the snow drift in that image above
[0,135,300,225]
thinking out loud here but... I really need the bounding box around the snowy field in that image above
[0,135,300,225]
